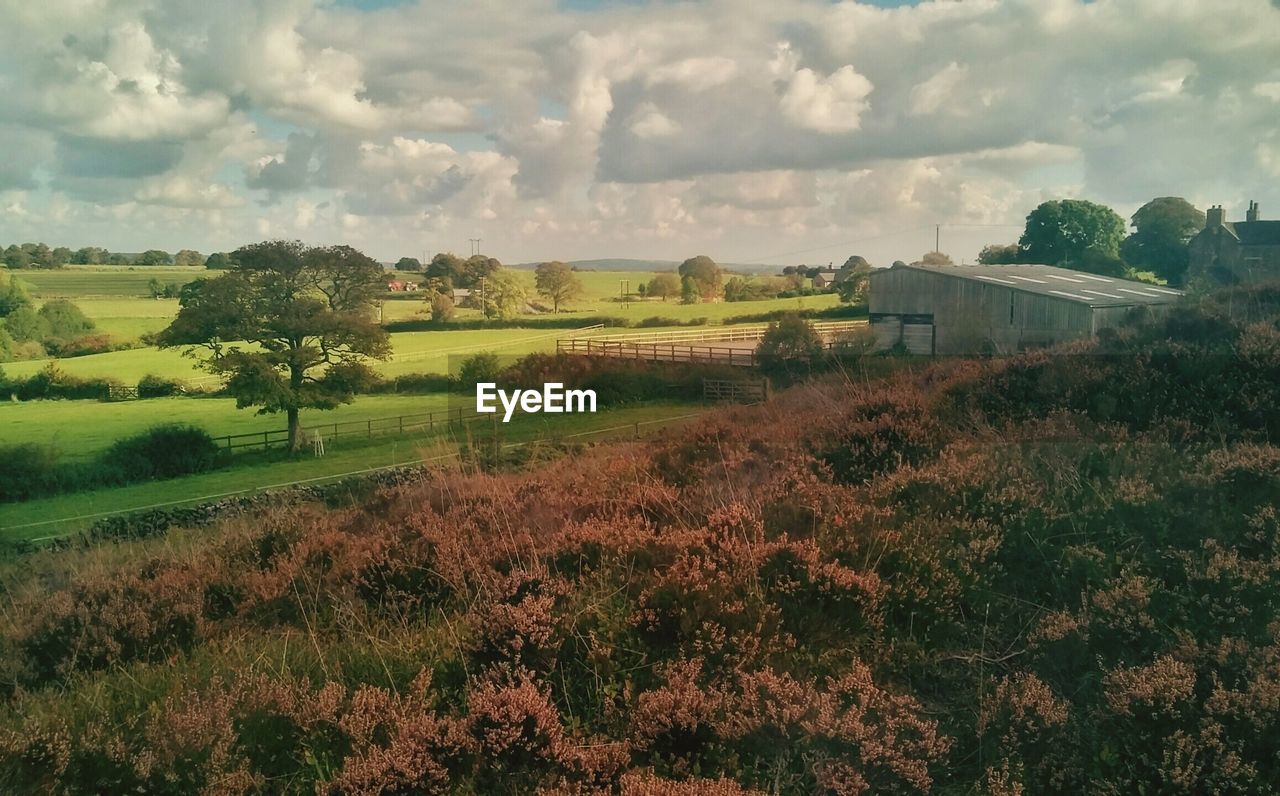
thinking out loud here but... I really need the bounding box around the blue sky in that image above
[0,0,1277,264]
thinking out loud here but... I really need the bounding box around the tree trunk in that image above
[288,364,304,451]
[287,407,302,451]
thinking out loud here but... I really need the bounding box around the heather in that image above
[1,295,1279,793]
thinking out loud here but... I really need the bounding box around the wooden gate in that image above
[703,378,770,403]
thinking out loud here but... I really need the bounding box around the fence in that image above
[558,338,762,366]
[105,385,140,401]
[14,408,709,540]
[703,378,770,403]
[215,406,488,452]
[556,320,868,367]
[570,320,866,347]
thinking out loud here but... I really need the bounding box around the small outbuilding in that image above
[868,263,1184,355]
[812,270,841,290]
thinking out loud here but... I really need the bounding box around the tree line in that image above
[2,244,226,269]
[977,196,1205,287]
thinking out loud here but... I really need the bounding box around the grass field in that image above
[0,392,462,459]
[0,401,702,541]
[1,327,573,382]
[14,266,205,297]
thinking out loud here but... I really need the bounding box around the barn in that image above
[868,263,1184,355]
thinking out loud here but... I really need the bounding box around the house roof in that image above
[877,263,1184,308]
[1223,221,1280,246]
[813,271,839,279]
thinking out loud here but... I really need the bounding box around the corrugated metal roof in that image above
[879,263,1184,307]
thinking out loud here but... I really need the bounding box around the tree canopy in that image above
[137,249,173,266]
[836,256,873,304]
[0,274,31,317]
[755,314,825,376]
[914,251,954,266]
[678,255,723,300]
[534,261,582,313]
[1121,197,1205,287]
[977,243,1020,265]
[1018,199,1125,267]
[157,240,391,450]
[395,257,423,272]
[479,269,529,319]
[646,272,680,301]
[174,249,205,267]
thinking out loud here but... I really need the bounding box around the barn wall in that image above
[869,268,1096,354]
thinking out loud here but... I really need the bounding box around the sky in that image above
[0,0,1278,266]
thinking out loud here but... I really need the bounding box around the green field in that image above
[14,266,205,297]
[1,327,575,382]
[0,392,460,459]
[0,401,702,541]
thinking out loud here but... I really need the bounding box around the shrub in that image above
[42,333,113,358]
[458,352,503,389]
[0,443,64,501]
[755,314,824,378]
[38,299,96,339]
[99,425,224,482]
[137,374,184,398]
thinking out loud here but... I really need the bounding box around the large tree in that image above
[1120,197,1205,287]
[425,252,465,288]
[394,257,423,272]
[915,251,954,265]
[157,240,391,450]
[71,246,109,265]
[533,261,582,312]
[137,249,173,266]
[836,256,872,304]
[646,272,680,301]
[678,255,723,300]
[977,243,1020,264]
[174,249,205,267]
[1018,199,1125,267]
[478,269,528,319]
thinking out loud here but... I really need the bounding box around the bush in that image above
[755,314,824,377]
[42,333,114,358]
[100,425,224,483]
[0,443,65,501]
[458,352,504,390]
[137,374,185,398]
[38,300,95,339]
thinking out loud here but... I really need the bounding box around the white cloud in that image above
[0,0,1277,265]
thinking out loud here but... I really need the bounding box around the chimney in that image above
[1206,205,1225,228]
[1246,200,1260,223]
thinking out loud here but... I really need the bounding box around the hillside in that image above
[1,286,1279,793]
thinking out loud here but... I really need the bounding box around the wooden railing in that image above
[557,338,763,366]
[574,320,866,346]
[215,407,487,452]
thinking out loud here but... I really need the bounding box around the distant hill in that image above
[511,258,780,274]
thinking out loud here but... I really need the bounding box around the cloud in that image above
[0,0,1277,265]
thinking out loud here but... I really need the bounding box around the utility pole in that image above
[479,276,487,319]
[469,238,482,256]
[935,224,941,254]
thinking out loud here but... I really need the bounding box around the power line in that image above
[748,224,934,262]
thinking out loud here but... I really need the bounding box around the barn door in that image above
[901,314,935,355]
[870,314,902,350]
